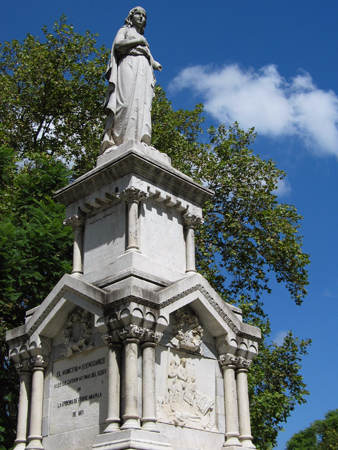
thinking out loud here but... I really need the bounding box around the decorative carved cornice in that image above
[182,213,204,228]
[219,353,239,368]
[63,214,86,230]
[119,186,149,203]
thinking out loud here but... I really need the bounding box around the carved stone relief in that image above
[157,355,216,431]
[60,308,94,358]
[170,308,204,355]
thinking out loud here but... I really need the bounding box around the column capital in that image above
[104,326,163,346]
[237,356,252,371]
[29,355,49,371]
[63,214,86,229]
[15,360,31,374]
[119,186,148,203]
[182,212,204,228]
[219,353,239,368]
[141,329,163,345]
[102,331,123,347]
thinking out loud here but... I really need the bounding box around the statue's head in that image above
[125,6,147,35]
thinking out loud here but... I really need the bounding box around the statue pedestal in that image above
[6,142,261,450]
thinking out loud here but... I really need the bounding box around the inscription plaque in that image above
[50,347,108,434]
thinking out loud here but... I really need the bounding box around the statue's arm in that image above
[147,49,162,71]
[114,28,148,53]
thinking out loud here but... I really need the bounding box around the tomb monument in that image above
[6,7,261,450]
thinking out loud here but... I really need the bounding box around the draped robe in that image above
[101,26,155,153]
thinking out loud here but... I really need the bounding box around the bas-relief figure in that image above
[158,356,216,432]
[101,6,162,154]
[170,308,204,355]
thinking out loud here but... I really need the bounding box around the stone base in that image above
[92,429,173,450]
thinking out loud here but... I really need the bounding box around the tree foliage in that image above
[286,409,338,450]
[0,18,311,450]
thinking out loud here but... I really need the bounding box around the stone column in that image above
[26,356,48,450]
[120,187,148,252]
[237,357,255,448]
[219,353,241,448]
[120,325,145,430]
[103,332,122,433]
[141,331,162,432]
[13,361,31,450]
[182,213,203,273]
[63,214,86,277]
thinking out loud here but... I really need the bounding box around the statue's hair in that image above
[125,7,147,35]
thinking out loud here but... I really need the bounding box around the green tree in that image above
[0,146,73,448]
[286,409,338,450]
[0,18,310,450]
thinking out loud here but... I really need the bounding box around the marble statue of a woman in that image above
[100,7,162,154]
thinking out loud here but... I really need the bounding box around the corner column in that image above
[237,357,255,448]
[141,331,162,432]
[26,355,48,450]
[103,332,122,432]
[63,214,86,277]
[120,187,148,252]
[13,361,31,450]
[219,353,241,448]
[182,213,203,273]
[120,325,145,430]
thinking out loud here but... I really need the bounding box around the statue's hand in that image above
[153,61,162,71]
[138,36,149,47]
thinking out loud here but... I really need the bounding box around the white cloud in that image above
[273,330,289,346]
[274,177,291,197]
[170,64,338,158]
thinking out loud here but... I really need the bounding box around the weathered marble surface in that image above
[101,7,162,153]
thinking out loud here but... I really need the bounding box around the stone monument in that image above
[6,7,261,450]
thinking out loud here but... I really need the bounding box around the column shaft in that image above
[14,365,31,450]
[105,344,122,432]
[141,343,158,431]
[127,201,139,251]
[121,339,140,429]
[26,364,45,450]
[237,367,255,448]
[221,362,241,448]
[72,227,84,276]
[185,226,196,273]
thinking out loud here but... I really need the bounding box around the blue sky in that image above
[1,1,338,448]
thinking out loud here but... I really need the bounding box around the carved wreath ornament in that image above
[60,308,94,358]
